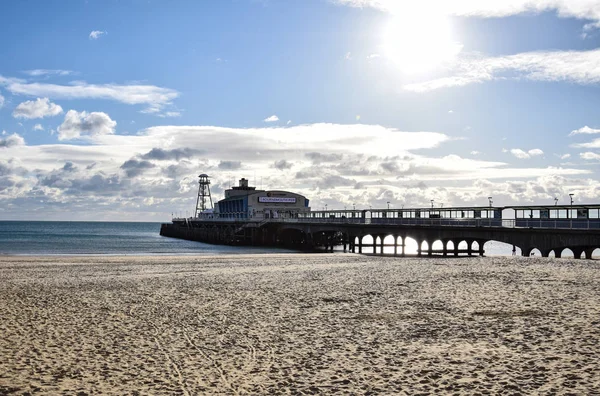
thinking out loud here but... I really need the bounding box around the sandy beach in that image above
[0,254,599,395]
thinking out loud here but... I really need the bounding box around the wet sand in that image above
[0,254,599,394]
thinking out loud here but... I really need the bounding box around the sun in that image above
[381,13,462,75]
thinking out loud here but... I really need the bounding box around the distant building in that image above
[215,178,310,219]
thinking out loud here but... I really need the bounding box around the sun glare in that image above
[382,13,462,75]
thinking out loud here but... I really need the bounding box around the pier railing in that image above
[173,216,597,230]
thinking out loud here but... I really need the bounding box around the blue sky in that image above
[1,0,600,220]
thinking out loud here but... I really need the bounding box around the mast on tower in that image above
[195,174,213,217]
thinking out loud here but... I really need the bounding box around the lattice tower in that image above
[195,174,213,217]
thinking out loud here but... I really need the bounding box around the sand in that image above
[0,254,599,395]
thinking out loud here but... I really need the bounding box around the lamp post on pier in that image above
[488,196,493,208]
[568,193,574,223]
[387,201,390,210]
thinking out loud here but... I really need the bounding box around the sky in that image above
[1,0,600,221]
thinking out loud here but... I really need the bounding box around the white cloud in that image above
[510,149,529,159]
[23,69,73,77]
[57,110,116,141]
[157,111,181,118]
[89,30,106,40]
[264,115,279,123]
[287,120,292,125]
[345,52,352,60]
[572,138,600,148]
[510,148,544,159]
[403,49,600,92]
[2,79,178,113]
[448,110,454,114]
[0,92,4,108]
[560,153,571,159]
[33,124,44,131]
[334,1,600,26]
[470,151,480,155]
[528,148,544,156]
[0,133,25,148]
[13,98,63,119]
[580,152,600,160]
[138,123,450,154]
[0,122,594,221]
[569,125,600,136]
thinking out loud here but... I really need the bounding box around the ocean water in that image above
[0,221,293,256]
[1,221,585,257]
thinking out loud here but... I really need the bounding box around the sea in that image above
[0,221,538,256]
[0,221,294,256]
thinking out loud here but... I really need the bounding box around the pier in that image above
[161,206,600,259]
[161,175,600,258]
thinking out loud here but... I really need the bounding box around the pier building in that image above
[214,178,310,219]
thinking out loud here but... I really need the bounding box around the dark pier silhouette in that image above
[161,205,600,259]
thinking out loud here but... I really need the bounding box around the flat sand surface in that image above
[1,254,599,395]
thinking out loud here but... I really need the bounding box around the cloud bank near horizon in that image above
[0,121,595,220]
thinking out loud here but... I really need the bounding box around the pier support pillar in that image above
[372,236,377,255]
[427,241,433,257]
[477,240,485,257]
[380,236,385,255]
[585,248,595,260]
[554,249,562,258]
[572,247,584,259]
[306,233,314,250]
[453,239,460,257]
[358,236,363,254]
[394,235,398,256]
